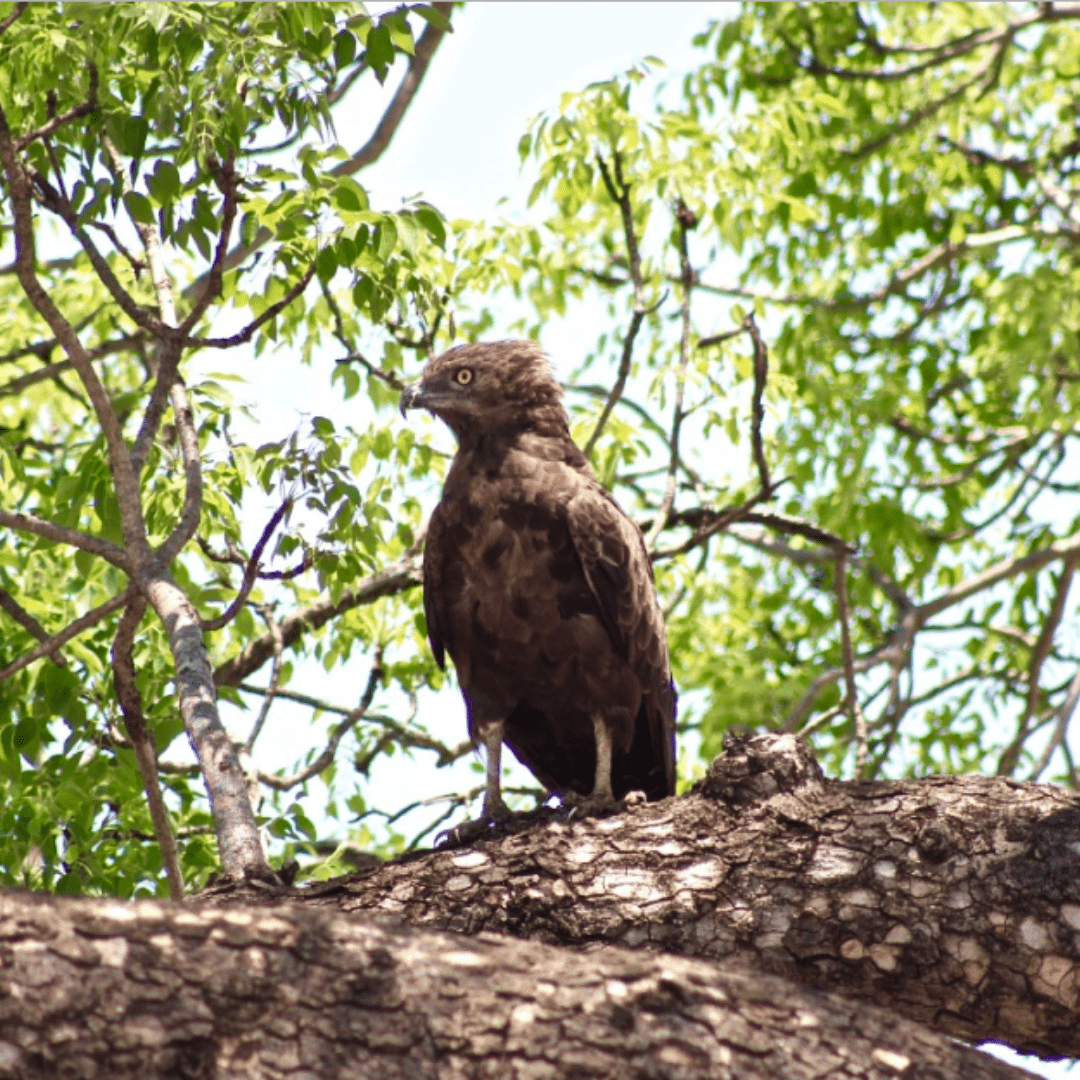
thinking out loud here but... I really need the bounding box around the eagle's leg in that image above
[564,715,619,817]
[590,714,615,804]
[436,721,510,848]
[479,721,511,823]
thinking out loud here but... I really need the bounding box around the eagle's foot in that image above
[435,799,512,850]
[562,790,621,820]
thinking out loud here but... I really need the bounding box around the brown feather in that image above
[406,340,676,802]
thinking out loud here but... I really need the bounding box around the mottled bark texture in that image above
[216,733,1080,1060]
[0,888,1032,1080]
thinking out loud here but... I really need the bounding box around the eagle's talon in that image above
[563,791,620,820]
[435,807,514,850]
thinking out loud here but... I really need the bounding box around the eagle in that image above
[400,340,676,836]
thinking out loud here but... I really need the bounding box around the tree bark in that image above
[0,887,1035,1080]
[212,734,1080,1059]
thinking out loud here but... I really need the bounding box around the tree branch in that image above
[645,201,695,549]
[201,499,293,633]
[0,586,67,667]
[583,151,661,459]
[0,509,131,572]
[214,544,424,687]
[0,98,149,557]
[0,586,136,684]
[111,594,184,902]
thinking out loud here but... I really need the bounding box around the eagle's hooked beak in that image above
[399,382,424,419]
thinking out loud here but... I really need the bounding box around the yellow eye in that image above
[455,368,473,386]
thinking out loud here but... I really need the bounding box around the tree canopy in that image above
[1,0,1079,905]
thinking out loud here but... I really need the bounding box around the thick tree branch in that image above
[0,881,1031,1080]
[277,733,1080,1060]
[0,99,149,557]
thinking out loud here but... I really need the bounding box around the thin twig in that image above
[214,536,425,687]
[243,604,284,754]
[645,201,695,550]
[1028,662,1080,782]
[181,264,316,349]
[180,153,240,332]
[998,553,1079,776]
[583,151,659,459]
[0,586,136,683]
[835,549,869,776]
[201,499,294,632]
[0,587,68,667]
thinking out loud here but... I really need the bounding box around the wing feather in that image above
[566,483,676,791]
[422,503,448,670]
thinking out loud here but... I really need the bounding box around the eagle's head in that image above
[400,340,566,442]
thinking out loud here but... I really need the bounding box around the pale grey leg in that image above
[591,714,615,803]
[480,720,510,823]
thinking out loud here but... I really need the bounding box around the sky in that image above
[190,7,1065,1075]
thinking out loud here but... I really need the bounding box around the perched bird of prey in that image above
[400,340,676,835]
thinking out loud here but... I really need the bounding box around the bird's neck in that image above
[450,405,589,476]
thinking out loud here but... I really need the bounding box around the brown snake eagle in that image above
[400,340,676,837]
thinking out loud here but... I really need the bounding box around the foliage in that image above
[1,1,1079,897]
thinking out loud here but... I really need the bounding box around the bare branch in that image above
[250,649,390,792]
[1029,661,1080,781]
[111,594,184,901]
[583,151,663,459]
[997,553,1079,776]
[242,605,285,755]
[0,586,136,684]
[182,264,316,349]
[202,500,293,633]
[835,549,870,776]
[646,201,695,549]
[180,154,240,333]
